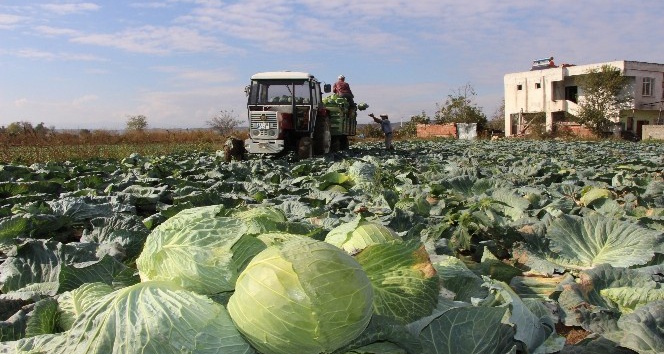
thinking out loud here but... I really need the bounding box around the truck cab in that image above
[244,71,331,157]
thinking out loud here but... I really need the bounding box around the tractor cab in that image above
[244,71,331,156]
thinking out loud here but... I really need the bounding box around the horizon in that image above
[2,1,663,130]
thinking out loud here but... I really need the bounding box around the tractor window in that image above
[312,83,321,106]
[248,80,311,105]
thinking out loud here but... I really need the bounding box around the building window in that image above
[535,83,541,89]
[517,84,523,90]
[642,77,654,97]
[565,86,578,103]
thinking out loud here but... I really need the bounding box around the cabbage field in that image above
[0,139,662,354]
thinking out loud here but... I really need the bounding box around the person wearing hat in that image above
[333,75,355,108]
[369,113,394,150]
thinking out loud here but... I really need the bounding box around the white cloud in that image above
[40,3,100,15]
[72,94,99,106]
[129,2,171,9]
[14,98,29,108]
[12,48,105,62]
[71,25,235,55]
[34,25,80,37]
[14,49,56,60]
[152,66,237,85]
[0,13,26,29]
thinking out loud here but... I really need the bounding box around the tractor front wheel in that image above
[297,137,312,159]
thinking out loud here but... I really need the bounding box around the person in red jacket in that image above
[333,75,355,108]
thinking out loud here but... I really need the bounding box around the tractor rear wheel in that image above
[339,135,350,150]
[330,136,341,152]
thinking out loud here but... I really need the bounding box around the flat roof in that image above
[251,71,313,80]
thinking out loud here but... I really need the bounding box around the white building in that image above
[504,60,664,138]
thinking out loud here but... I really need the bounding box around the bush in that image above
[207,110,241,136]
[126,115,148,131]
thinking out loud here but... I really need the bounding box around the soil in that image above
[555,322,591,345]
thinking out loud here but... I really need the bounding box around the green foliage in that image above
[207,109,241,136]
[396,111,431,138]
[410,111,432,124]
[486,100,505,133]
[576,64,631,135]
[435,84,488,131]
[522,112,547,138]
[125,115,148,131]
[357,123,383,138]
[1,121,53,137]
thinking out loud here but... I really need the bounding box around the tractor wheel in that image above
[224,137,245,162]
[330,136,341,152]
[312,116,331,155]
[339,135,350,150]
[297,137,312,159]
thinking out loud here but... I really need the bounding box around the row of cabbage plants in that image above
[0,139,662,353]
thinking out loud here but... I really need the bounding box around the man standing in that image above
[333,75,355,108]
[369,113,393,150]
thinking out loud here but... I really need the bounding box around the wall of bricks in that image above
[556,123,596,138]
[416,123,457,138]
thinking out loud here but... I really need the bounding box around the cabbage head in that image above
[136,205,262,295]
[57,282,114,331]
[227,238,373,354]
[21,281,254,354]
[325,217,401,255]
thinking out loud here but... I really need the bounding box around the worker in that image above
[369,113,393,150]
[333,75,355,108]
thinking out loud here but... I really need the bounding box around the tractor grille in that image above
[249,111,278,138]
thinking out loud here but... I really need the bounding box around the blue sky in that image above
[1,0,663,130]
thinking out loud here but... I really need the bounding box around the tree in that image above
[396,111,431,138]
[486,100,505,133]
[575,64,631,135]
[126,115,148,131]
[434,84,488,131]
[357,123,383,139]
[5,121,37,136]
[207,110,241,136]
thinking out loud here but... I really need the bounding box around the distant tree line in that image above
[1,121,55,136]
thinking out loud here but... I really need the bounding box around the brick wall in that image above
[416,123,457,138]
[556,123,596,138]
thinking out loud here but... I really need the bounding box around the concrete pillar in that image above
[546,111,553,132]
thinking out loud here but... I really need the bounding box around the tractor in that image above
[240,71,364,159]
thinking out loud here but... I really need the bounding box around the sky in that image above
[1,0,664,130]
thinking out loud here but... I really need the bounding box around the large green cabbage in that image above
[136,205,259,295]
[57,282,114,331]
[227,237,373,354]
[3,281,254,354]
[325,217,401,255]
